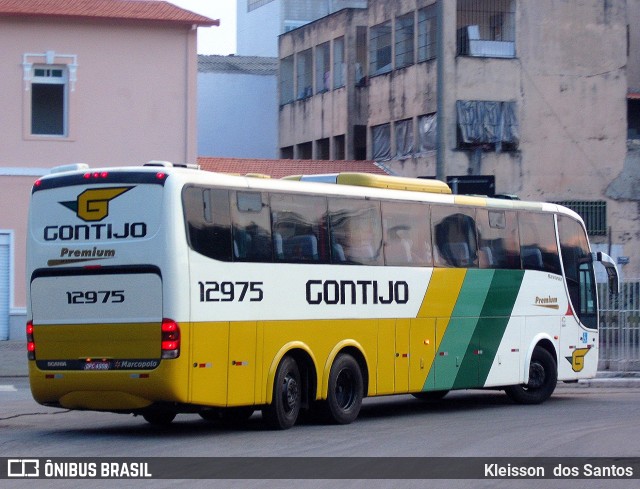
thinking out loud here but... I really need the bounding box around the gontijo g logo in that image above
[60,187,133,222]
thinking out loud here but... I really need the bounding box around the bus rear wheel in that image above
[505,346,557,405]
[321,353,363,425]
[262,355,301,430]
[142,411,176,426]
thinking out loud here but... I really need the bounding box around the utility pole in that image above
[436,0,446,181]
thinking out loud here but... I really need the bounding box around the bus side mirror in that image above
[592,252,620,295]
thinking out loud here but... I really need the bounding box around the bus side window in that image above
[381,201,432,266]
[518,212,561,274]
[476,209,520,269]
[432,206,478,268]
[231,191,272,262]
[328,198,383,265]
[182,186,232,261]
[270,193,329,263]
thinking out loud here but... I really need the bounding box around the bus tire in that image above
[322,353,363,425]
[262,355,301,430]
[412,390,449,401]
[142,411,176,426]
[505,346,557,405]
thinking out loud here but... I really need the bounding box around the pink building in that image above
[0,0,218,339]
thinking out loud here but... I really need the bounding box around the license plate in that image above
[84,361,111,371]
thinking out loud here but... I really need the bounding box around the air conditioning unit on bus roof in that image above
[50,163,90,174]
[145,160,200,170]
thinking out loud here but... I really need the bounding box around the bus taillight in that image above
[26,321,36,360]
[161,319,180,359]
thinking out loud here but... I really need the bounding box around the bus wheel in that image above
[142,411,176,426]
[505,347,557,405]
[322,353,363,425]
[412,390,449,401]
[262,356,301,430]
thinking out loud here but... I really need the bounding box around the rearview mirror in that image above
[592,252,620,295]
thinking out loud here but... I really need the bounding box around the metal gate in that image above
[598,280,640,371]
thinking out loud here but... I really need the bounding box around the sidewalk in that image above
[2,339,640,387]
[0,340,29,377]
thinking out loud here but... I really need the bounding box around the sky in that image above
[169,0,237,55]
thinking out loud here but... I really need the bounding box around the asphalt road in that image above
[1,377,639,489]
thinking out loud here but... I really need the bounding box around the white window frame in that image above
[22,51,77,140]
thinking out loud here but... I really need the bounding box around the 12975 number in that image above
[66,290,125,304]
[198,281,263,302]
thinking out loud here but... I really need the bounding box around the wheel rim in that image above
[527,361,546,389]
[334,368,356,410]
[282,373,299,414]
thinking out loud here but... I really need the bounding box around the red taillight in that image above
[26,321,36,360]
[83,172,109,180]
[161,319,180,359]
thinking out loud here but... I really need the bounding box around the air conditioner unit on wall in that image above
[459,25,515,58]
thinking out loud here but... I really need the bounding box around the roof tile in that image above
[0,0,218,26]
[197,157,390,179]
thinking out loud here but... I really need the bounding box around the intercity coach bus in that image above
[26,162,619,428]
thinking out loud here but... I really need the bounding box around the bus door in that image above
[409,318,436,392]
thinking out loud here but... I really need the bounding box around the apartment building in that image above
[278,0,639,278]
[237,0,367,56]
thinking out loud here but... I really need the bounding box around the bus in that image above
[26,162,619,428]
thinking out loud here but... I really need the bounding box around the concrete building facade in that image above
[278,0,639,279]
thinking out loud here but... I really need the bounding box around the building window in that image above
[334,135,345,160]
[315,42,331,93]
[297,141,312,159]
[628,96,640,139]
[372,123,391,161]
[333,37,345,89]
[395,13,415,69]
[280,55,294,105]
[552,201,607,236]
[247,0,276,12]
[456,100,519,151]
[281,146,294,159]
[395,119,414,158]
[31,67,67,136]
[297,49,313,99]
[418,5,437,62]
[316,138,330,159]
[418,113,437,153]
[369,21,392,76]
[457,0,516,58]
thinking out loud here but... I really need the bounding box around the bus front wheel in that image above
[262,355,301,430]
[322,353,364,425]
[505,346,557,405]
